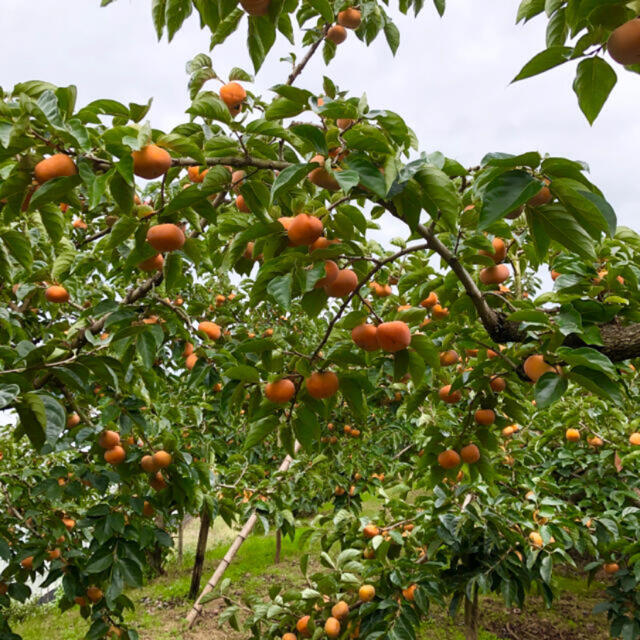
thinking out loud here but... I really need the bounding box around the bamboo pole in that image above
[185,441,301,627]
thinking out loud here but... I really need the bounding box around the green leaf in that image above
[579,190,616,237]
[383,21,400,55]
[210,8,244,48]
[40,394,66,444]
[481,151,541,169]
[225,365,260,383]
[480,170,542,229]
[308,0,333,22]
[108,216,138,248]
[164,252,182,292]
[339,376,366,419]
[267,273,292,310]
[110,171,134,214]
[512,46,573,81]
[0,384,20,409]
[294,406,320,451]
[2,230,33,270]
[165,0,192,41]
[29,175,82,211]
[408,350,427,383]
[343,125,391,154]
[569,366,623,406]
[137,330,157,369]
[229,67,253,82]
[52,239,76,281]
[271,164,312,203]
[550,178,613,238]
[334,170,360,193]
[573,57,617,124]
[247,14,276,72]
[244,416,278,449]
[534,372,567,408]
[16,392,47,450]
[534,205,597,260]
[265,97,305,120]
[410,334,439,368]
[517,0,546,23]
[152,0,167,39]
[290,124,328,155]
[556,347,616,378]
[415,165,461,230]
[187,91,232,124]
[506,310,551,325]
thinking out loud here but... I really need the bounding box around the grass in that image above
[10,511,611,640]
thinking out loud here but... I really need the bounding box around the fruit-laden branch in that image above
[406,214,640,363]
[311,241,430,361]
[186,441,302,628]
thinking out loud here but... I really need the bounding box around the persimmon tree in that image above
[2,1,640,640]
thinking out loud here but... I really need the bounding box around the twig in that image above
[484,291,518,312]
[357,292,383,324]
[286,26,330,86]
[392,443,415,460]
[327,195,350,211]
[153,295,193,326]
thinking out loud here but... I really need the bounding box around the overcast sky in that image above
[2,1,638,237]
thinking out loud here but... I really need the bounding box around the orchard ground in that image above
[10,499,611,640]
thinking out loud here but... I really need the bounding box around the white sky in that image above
[1,1,638,238]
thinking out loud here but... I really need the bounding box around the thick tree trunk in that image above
[189,509,212,600]
[275,529,282,564]
[463,585,479,640]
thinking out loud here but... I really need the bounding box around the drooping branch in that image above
[384,206,640,363]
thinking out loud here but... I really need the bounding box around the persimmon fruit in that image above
[138,253,164,272]
[198,321,221,340]
[351,324,379,351]
[460,444,480,464]
[45,285,69,303]
[338,8,361,29]
[479,264,510,285]
[305,371,339,399]
[315,260,339,289]
[474,409,495,426]
[327,25,347,44]
[98,430,120,449]
[152,450,172,469]
[132,144,171,179]
[34,153,77,183]
[324,269,358,297]
[438,449,461,469]
[308,155,340,191]
[265,378,296,404]
[146,223,185,252]
[288,213,323,246]
[523,354,557,382]
[607,19,640,65]
[438,384,461,404]
[376,321,411,352]
[104,445,126,465]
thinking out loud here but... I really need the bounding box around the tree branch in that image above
[287,26,330,86]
